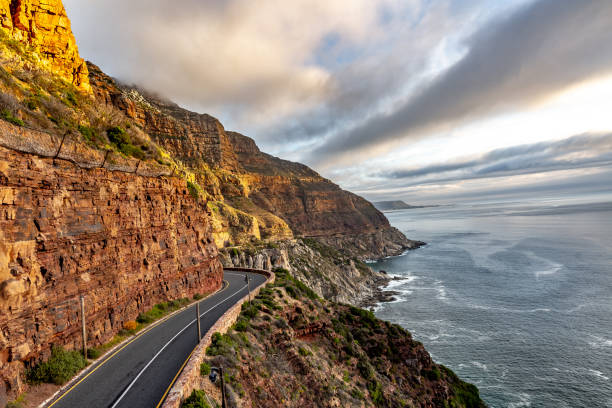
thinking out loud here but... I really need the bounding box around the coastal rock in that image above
[0,0,90,91]
[219,239,391,306]
[0,146,222,397]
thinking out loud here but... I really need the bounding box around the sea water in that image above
[371,198,612,407]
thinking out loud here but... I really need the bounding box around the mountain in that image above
[0,2,481,406]
[374,200,427,211]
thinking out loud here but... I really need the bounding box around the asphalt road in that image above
[46,270,267,408]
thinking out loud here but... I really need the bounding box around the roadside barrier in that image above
[161,268,275,408]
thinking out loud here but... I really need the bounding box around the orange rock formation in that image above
[0,0,90,92]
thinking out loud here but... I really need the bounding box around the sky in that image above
[64,0,612,205]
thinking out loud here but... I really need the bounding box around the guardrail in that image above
[161,268,275,408]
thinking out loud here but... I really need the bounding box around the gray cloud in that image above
[309,0,612,165]
[381,133,612,185]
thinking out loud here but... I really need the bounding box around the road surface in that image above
[45,269,267,408]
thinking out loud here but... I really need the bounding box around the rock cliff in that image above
[0,145,222,397]
[219,239,391,306]
[0,0,89,92]
[85,65,423,259]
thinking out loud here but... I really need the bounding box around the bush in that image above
[187,181,200,200]
[193,293,203,300]
[27,347,87,385]
[298,346,312,357]
[1,109,24,126]
[86,348,101,359]
[124,320,138,331]
[423,367,441,381]
[181,389,211,408]
[200,362,211,376]
[234,319,248,332]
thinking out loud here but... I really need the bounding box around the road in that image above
[45,270,267,408]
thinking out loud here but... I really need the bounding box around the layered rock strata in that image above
[0,0,90,91]
[0,146,222,396]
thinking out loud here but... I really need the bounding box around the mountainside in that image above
[0,2,463,405]
[191,269,486,408]
[0,0,89,91]
[374,201,424,211]
[86,63,422,259]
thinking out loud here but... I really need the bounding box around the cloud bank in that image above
[310,0,612,165]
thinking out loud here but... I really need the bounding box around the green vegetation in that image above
[136,298,191,324]
[273,268,319,300]
[200,362,211,376]
[5,394,26,408]
[187,180,201,200]
[181,390,211,408]
[27,347,87,385]
[107,126,145,159]
[1,109,24,126]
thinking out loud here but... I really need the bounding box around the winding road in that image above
[45,269,267,408]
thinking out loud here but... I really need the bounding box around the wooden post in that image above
[247,276,251,303]
[80,295,87,358]
[196,302,201,341]
[220,366,226,408]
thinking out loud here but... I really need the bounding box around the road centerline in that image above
[110,281,248,408]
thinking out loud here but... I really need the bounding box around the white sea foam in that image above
[587,369,610,381]
[588,335,612,349]
[471,361,488,371]
[508,392,532,408]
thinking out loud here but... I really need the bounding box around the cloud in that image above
[379,133,612,185]
[64,0,410,130]
[309,0,612,166]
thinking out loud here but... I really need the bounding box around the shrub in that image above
[298,346,312,357]
[181,390,211,408]
[206,332,236,357]
[234,319,248,332]
[1,109,24,126]
[107,126,129,145]
[27,347,87,385]
[124,320,138,331]
[423,367,441,381]
[5,394,25,408]
[193,293,203,300]
[200,362,211,376]
[64,91,77,106]
[187,181,200,200]
[86,348,101,359]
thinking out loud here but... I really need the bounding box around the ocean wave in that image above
[508,392,532,408]
[587,335,612,349]
[587,369,610,381]
[471,361,488,371]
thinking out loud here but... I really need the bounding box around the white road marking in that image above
[110,276,249,408]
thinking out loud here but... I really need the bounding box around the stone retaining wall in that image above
[161,268,274,408]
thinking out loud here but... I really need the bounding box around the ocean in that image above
[371,198,612,407]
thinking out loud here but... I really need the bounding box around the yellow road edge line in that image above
[46,279,230,408]
[155,347,197,408]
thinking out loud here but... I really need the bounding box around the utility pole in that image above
[220,366,226,408]
[196,302,201,341]
[210,367,227,408]
[245,274,251,303]
[80,295,87,358]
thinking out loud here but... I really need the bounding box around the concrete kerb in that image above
[161,268,275,408]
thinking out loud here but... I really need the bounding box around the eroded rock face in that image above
[0,0,90,91]
[0,146,222,396]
